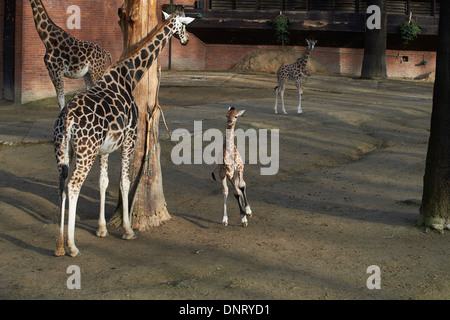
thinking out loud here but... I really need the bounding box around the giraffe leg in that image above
[121,143,136,240]
[274,86,279,114]
[66,156,96,257]
[222,178,229,226]
[96,154,109,238]
[234,172,252,227]
[84,73,95,90]
[296,84,304,114]
[279,85,288,115]
[55,172,67,257]
[45,58,66,109]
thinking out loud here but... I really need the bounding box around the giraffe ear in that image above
[179,16,195,25]
[237,110,245,117]
[163,11,171,20]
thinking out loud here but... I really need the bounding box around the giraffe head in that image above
[163,11,195,45]
[226,107,245,129]
[306,38,318,50]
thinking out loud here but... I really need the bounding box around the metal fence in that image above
[207,0,439,16]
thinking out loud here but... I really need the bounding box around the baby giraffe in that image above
[212,107,252,227]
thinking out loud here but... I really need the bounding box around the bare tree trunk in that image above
[419,1,450,230]
[109,0,170,230]
[361,0,387,79]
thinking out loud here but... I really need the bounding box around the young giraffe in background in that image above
[29,0,112,109]
[54,11,194,257]
[274,39,317,115]
[212,107,252,227]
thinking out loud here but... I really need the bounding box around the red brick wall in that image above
[10,0,437,104]
[164,39,436,79]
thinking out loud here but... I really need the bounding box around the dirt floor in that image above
[0,71,448,300]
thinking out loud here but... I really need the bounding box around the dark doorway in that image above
[3,0,15,101]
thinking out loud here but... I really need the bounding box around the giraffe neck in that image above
[113,16,176,91]
[225,125,236,157]
[297,48,312,67]
[29,0,65,45]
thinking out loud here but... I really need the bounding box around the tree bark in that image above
[361,0,387,79]
[419,1,450,230]
[109,0,170,230]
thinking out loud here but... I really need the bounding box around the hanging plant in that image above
[399,13,422,45]
[271,12,290,46]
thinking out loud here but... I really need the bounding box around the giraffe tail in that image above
[55,113,73,200]
[105,50,113,65]
[211,166,219,181]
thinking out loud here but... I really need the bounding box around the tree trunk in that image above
[109,0,170,230]
[418,1,450,230]
[361,0,387,79]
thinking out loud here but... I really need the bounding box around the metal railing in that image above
[205,0,439,16]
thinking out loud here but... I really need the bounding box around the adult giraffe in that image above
[54,11,194,257]
[29,0,112,109]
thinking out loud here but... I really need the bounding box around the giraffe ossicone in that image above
[53,10,194,257]
[29,0,112,109]
[212,107,252,227]
[274,38,317,115]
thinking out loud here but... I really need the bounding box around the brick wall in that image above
[162,36,436,79]
[7,0,437,104]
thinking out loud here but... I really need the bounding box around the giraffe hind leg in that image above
[55,164,69,256]
[234,173,252,227]
[96,154,109,238]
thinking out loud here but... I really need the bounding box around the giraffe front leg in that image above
[280,88,288,115]
[222,178,229,226]
[274,87,279,114]
[96,154,109,238]
[297,85,304,114]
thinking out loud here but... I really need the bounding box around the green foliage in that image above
[272,14,290,46]
[399,17,422,45]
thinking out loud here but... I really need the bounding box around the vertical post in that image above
[356,0,360,13]
[406,0,411,15]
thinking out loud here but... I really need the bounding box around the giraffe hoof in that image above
[69,248,80,257]
[122,232,137,240]
[96,228,109,238]
[283,111,288,115]
[242,221,248,227]
[54,248,66,257]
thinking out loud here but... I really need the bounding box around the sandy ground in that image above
[0,71,448,300]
